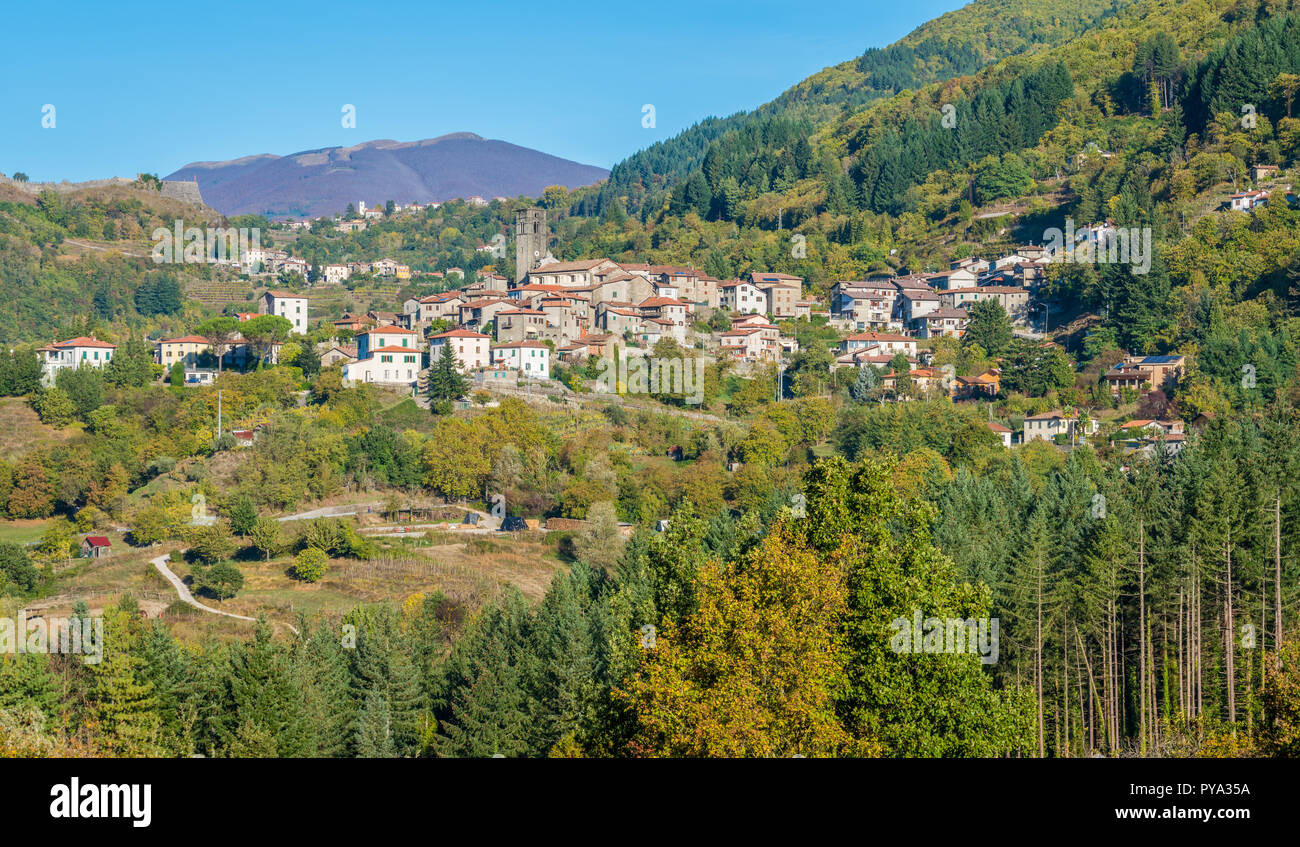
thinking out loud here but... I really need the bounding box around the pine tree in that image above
[220,622,317,757]
[354,688,396,758]
[527,566,599,753]
[88,606,161,756]
[432,593,534,757]
[428,343,469,409]
[848,365,880,403]
[305,621,354,757]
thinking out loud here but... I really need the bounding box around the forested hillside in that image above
[585,0,1141,217]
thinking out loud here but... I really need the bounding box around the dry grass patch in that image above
[0,398,77,460]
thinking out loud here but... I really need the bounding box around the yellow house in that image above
[154,335,211,367]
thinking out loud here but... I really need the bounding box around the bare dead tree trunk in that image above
[1077,629,1099,754]
[1178,587,1186,721]
[1195,545,1203,720]
[1226,538,1236,725]
[1139,520,1147,754]
[1037,548,1044,758]
[1276,493,1284,668]
[1064,619,1071,758]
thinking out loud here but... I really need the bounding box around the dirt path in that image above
[151,552,299,636]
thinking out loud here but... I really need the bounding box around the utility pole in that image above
[217,389,222,439]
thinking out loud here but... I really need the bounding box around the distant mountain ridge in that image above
[165,133,609,218]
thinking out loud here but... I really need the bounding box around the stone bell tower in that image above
[514,207,548,283]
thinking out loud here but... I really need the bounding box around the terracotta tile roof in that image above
[846,332,912,342]
[359,325,419,335]
[53,336,117,349]
[638,297,689,308]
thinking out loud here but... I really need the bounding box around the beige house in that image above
[154,335,211,367]
[834,281,901,331]
[914,307,969,339]
[720,325,780,361]
[898,288,941,324]
[319,344,358,367]
[495,308,550,342]
[596,303,643,337]
[406,291,463,325]
[1104,354,1186,396]
[938,286,1029,324]
[756,282,799,317]
[537,297,588,345]
[840,332,916,358]
[528,258,621,288]
[1023,411,1100,443]
[581,271,654,306]
[637,297,692,330]
[322,264,352,284]
[880,367,943,395]
[458,297,515,332]
[925,266,979,290]
[751,273,803,318]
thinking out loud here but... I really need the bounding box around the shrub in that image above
[199,561,244,601]
[292,547,329,582]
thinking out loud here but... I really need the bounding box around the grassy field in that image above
[20,541,178,621]
[0,519,51,545]
[29,522,571,642]
[217,531,568,626]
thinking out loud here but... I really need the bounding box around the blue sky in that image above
[1,0,966,182]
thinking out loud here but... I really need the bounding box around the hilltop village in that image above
[33,204,1219,452]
